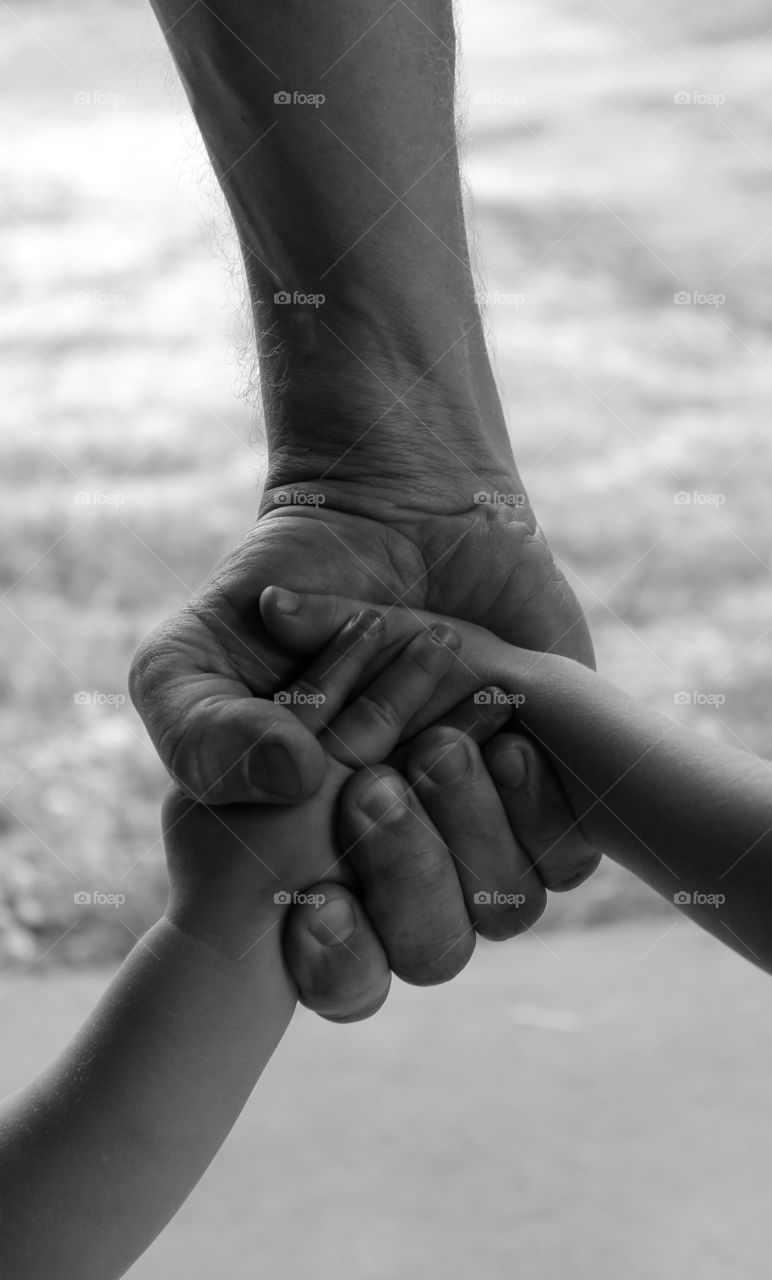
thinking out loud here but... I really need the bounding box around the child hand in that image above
[259,586,600,889]
[162,605,478,965]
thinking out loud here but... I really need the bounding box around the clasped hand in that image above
[163,588,600,1022]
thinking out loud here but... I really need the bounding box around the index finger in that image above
[274,607,387,736]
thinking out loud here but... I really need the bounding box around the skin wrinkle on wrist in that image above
[165,897,289,968]
[260,367,518,491]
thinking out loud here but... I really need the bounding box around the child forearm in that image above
[0,910,293,1280]
[498,652,772,970]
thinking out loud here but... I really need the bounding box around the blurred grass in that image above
[2,0,772,960]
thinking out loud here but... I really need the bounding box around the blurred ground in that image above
[4,0,772,960]
[3,920,772,1280]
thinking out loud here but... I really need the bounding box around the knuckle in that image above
[347,820,450,890]
[163,719,207,799]
[418,724,466,752]
[127,633,156,712]
[354,690,402,735]
[348,835,419,882]
[407,632,450,675]
[128,616,188,714]
[407,725,465,774]
[163,705,245,803]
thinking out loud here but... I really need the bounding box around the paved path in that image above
[3,918,772,1279]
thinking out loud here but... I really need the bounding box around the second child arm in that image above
[260,587,772,973]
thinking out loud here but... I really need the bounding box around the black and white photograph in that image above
[2,0,772,1275]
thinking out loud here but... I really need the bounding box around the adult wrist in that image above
[260,321,518,502]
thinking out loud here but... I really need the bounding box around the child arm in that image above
[0,609,458,1280]
[0,914,294,1280]
[494,653,772,971]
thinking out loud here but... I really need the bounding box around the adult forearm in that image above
[150,0,512,475]
[0,915,294,1280]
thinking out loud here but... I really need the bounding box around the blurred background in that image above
[2,0,772,1274]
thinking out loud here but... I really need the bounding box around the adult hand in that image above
[284,726,600,1022]
[130,475,593,805]
[161,606,472,967]
[256,583,600,1020]
[160,607,524,1013]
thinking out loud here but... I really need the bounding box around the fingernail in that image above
[250,742,303,799]
[489,745,527,790]
[272,587,300,614]
[344,608,383,639]
[308,896,357,945]
[428,622,461,651]
[417,737,469,785]
[357,774,409,823]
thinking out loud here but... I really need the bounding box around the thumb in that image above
[130,627,326,805]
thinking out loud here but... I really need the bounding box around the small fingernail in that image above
[417,738,469,785]
[249,742,303,799]
[345,608,383,639]
[271,587,300,614]
[308,896,357,945]
[357,774,409,823]
[489,745,527,790]
[428,622,461,651]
